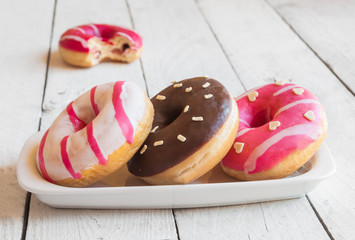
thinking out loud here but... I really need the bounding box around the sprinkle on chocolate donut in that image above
[127,77,235,178]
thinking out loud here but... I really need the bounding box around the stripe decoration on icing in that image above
[112,81,134,144]
[86,122,108,165]
[66,102,86,132]
[60,136,82,179]
[37,130,54,183]
[222,83,324,174]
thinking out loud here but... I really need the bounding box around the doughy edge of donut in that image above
[58,36,142,68]
[139,98,239,185]
[55,96,154,187]
[222,110,328,181]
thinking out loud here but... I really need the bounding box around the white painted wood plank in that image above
[0,0,54,239]
[128,0,245,97]
[176,199,328,240]
[129,0,330,239]
[197,0,355,239]
[268,0,355,94]
[26,0,177,239]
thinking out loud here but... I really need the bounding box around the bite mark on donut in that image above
[156,95,166,101]
[269,121,281,131]
[177,134,186,142]
[154,140,164,146]
[304,110,315,121]
[140,145,147,154]
[204,94,213,99]
[248,91,259,102]
[192,116,204,121]
[185,87,192,93]
[234,142,245,154]
[151,126,159,133]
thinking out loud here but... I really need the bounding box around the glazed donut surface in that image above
[59,24,142,67]
[221,82,327,180]
[37,81,153,187]
[127,77,239,185]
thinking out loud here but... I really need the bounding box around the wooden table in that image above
[1,0,354,239]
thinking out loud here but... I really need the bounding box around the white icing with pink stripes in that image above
[222,83,324,174]
[36,81,146,182]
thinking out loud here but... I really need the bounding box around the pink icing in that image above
[66,102,86,132]
[90,86,99,116]
[37,130,54,183]
[112,81,134,144]
[86,121,108,165]
[60,136,82,179]
[222,83,324,174]
[59,24,143,53]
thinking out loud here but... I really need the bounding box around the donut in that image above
[36,81,153,187]
[59,24,142,67]
[221,81,327,181]
[127,77,239,185]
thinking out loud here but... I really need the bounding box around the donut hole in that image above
[157,107,182,127]
[249,108,271,128]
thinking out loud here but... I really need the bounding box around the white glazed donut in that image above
[36,81,153,187]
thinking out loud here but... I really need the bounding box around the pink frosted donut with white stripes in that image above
[221,82,327,181]
[36,81,153,187]
[59,24,143,67]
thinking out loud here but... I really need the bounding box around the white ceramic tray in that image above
[17,131,336,209]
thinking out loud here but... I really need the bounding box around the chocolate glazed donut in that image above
[127,77,239,185]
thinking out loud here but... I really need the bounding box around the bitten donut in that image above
[127,77,239,185]
[59,24,142,67]
[221,81,327,181]
[37,81,153,187]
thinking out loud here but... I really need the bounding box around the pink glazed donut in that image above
[59,24,143,67]
[221,82,327,181]
[36,81,153,187]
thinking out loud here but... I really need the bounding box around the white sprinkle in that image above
[171,81,177,84]
[269,121,281,131]
[234,142,245,154]
[192,116,204,121]
[292,88,304,95]
[304,110,315,121]
[154,140,164,146]
[177,134,186,142]
[185,87,192,92]
[151,126,159,133]
[174,83,183,88]
[184,105,190,113]
[202,82,210,88]
[275,80,286,86]
[204,94,213,99]
[140,145,147,154]
[204,75,210,79]
[156,95,166,101]
[248,91,259,102]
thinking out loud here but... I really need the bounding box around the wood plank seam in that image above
[172,209,181,240]
[306,195,335,240]
[195,0,247,91]
[20,0,58,239]
[125,0,151,96]
[264,0,355,97]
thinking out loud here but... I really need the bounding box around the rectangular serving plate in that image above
[17,131,336,209]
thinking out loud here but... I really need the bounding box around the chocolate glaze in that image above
[127,77,233,177]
